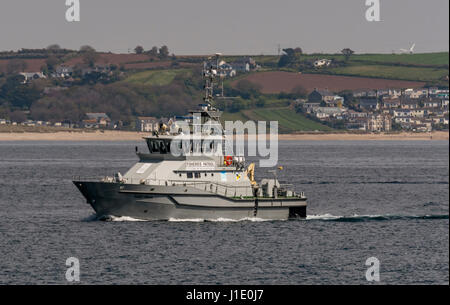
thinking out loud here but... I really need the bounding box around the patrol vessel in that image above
[73,56,307,220]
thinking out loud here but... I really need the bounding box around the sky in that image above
[0,0,448,55]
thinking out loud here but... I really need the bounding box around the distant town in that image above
[0,46,448,134]
[296,87,449,132]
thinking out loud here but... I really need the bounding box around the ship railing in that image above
[72,176,303,199]
[72,176,107,182]
[123,178,253,197]
[157,179,253,198]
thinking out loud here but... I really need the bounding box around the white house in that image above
[19,72,47,83]
[313,107,347,120]
[314,59,332,68]
[431,116,449,125]
[387,88,403,99]
[367,114,392,132]
[393,109,412,118]
[404,88,428,99]
[136,116,159,132]
[423,99,441,108]
[218,63,236,77]
[394,116,414,124]
[54,65,74,78]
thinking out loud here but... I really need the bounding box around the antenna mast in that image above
[202,53,222,104]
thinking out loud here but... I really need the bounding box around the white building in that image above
[218,63,237,77]
[367,114,392,132]
[314,59,332,68]
[404,88,428,99]
[54,65,74,78]
[136,117,159,132]
[313,107,347,120]
[18,72,47,83]
[393,109,425,118]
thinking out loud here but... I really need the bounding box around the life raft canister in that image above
[224,156,233,166]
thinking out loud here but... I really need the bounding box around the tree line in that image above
[277,47,355,68]
[133,45,171,59]
[0,66,201,124]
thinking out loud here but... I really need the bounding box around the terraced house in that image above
[367,114,391,132]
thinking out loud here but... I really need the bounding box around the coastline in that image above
[0,130,448,141]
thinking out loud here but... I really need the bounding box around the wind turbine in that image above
[400,43,415,54]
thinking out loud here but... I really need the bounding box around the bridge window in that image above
[146,139,171,154]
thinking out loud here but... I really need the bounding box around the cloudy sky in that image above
[0,0,448,54]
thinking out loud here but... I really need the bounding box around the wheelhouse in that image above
[144,135,223,155]
[146,138,172,154]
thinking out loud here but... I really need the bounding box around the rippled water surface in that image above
[0,140,448,284]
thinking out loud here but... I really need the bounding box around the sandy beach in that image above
[0,130,448,141]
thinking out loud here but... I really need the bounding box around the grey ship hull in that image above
[73,181,307,221]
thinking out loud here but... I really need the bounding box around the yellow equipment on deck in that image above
[245,163,257,186]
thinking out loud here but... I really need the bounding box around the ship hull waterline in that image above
[73,181,307,221]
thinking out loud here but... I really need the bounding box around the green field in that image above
[350,52,449,66]
[327,64,448,82]
[221,111,251,123]
[123,52,448,86]
[222,107,332,133]
[123,69,191,86]
[256,52,449,67]
[248,52,449,84]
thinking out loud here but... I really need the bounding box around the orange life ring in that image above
[224,156,233,166]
